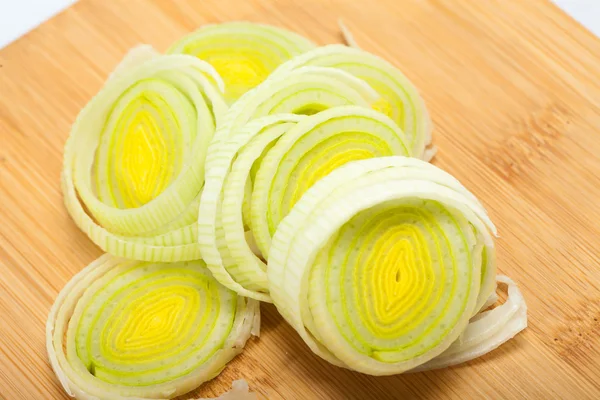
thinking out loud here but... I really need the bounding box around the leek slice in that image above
[168,22,315,103]
[271,45,433,159]
[46,255,259,400]
[199,115,302,302]
[267,156,523,375]
[199,107,411,301]
[62,46,227,262]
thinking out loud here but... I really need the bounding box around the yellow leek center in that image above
[207,54,269,102]
[104,92,181,209]
[371,97,393,118]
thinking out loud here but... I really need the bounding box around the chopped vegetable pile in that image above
[48,21,526,399]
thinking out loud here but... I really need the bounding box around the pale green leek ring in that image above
[268,156,499,374]
[62,46,227,261]
[46,255,260,399]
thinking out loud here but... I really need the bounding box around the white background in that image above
[0,0,77,49]
[0,0,597,49]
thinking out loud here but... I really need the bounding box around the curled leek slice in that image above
[46,255,260,400]
[199,107,411,301]
[271,44,433,159]
[168,22,315,103]
[267,156,525,375]
[62,46,227,262]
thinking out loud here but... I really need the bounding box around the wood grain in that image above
[1,0,600,398]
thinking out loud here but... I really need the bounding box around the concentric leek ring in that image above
[46,255,260,399]
[62,46,227,261]
[267,156,502,374]
[270,44,433,160]
[168,22,315,104]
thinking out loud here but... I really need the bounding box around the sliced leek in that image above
[168,22,315,103]
[268,156,525,374]
[62,46,227,262]
[46,255,260,399]
[271,44,433,159]
[199,107,411,301]
[50,21,527,391]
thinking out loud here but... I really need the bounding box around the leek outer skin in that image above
[199,105,411,301]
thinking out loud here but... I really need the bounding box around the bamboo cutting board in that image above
[1,0,600,398]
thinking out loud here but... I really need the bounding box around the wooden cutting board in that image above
[1,0,599,398]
